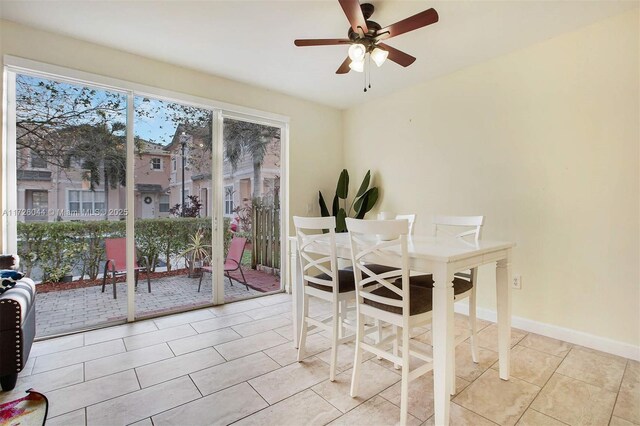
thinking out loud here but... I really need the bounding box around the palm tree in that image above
[223,119,280,199]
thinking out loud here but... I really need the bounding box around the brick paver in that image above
[36,274,265,337]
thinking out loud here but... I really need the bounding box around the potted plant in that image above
[319,169,379,232]
[181,229,211,278]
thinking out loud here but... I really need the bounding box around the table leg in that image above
[290,239,303,348]
[496,251,512,380]
[432,267,454,426]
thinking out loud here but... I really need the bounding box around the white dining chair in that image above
[403,215,484,363]
[346,218,434,425]
[293,216,357,381]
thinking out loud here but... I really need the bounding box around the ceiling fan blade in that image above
[377,43,416,67]
[294,39,351,47]
[338,0,368,34]
[336,57,351,74]
[376,8,438,41]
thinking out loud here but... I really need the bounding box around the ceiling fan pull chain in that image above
[364,61,367,92]
[368,54,372,89]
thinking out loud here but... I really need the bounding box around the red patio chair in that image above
[101,238,151,299]
[198,236,248,292]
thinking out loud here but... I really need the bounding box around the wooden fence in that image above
[251,205,280,273]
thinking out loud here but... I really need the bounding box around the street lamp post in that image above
[180,132,187,217]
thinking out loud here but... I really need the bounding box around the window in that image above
[151,158,162,170]
[31,151,47,168]
[68,190,105,213]
[172,157,177,171]
[159,194,170,213]
[224,185,234,216]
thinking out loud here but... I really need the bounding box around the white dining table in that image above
[289,233,515,426]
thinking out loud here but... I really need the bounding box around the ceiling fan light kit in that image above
[294,0,438,91]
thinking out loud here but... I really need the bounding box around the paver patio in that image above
[36,273,275,337]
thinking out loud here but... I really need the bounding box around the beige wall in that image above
[343,9,639,346]
[0,19,343,240]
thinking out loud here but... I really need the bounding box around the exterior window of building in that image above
[151,158,162,170]
[224,185,234,216]
[31,191,48,209]
[68,190,105,213]
[172,157,177,171]
[31,151,47,168]
[159,194,170,212]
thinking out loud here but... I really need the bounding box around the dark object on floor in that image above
[0,273,36,391]
[0,389,48,425]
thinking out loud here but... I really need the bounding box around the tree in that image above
[223,119,281,199]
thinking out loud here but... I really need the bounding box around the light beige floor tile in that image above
[47,408,86,426]
[190,351,280,396]
[273,322,295,340]
[0,364,84,403]
[453,368,540,426]
[249,357,329,404]
[613,360,640,424]
[235,389,341,426]
[136,347,225,388]
[129,418,153,426]
[516,409,566,426]
[556,347,626,391]
[47,370,140,418]
[609,416,637,426]
[209,299,264,316]
[123,324,197,351]
[315,341,376,373]
[214,330,287,360]
[530,373,617,426]
[30,334,84,357]
[32,339,125,374]
[313,360,400,413]
[328,395,422,426]
[84,343,173,380]
[153,382,267,426]
[255,292,291,306]
[231,315,291,337]
[380,372,469,421]
[518,333,572,358]
[83,321,158,345]
[190,313,253,333]
[86,376,200,425]
[454,341,499,382]
[423,402,498,426]
[168,327,240,355]
[476,324,527,352]
[153,309,215,329]
[490,345,563,387]
[264,333,332,366]
[245,302,291,320]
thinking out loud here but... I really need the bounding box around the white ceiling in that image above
[0,0,636,109]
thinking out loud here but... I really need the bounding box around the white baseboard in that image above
[454,303,640,361]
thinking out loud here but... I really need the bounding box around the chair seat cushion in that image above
[364,282,432,316]
[399,275,473,295]
[309,269,356,293]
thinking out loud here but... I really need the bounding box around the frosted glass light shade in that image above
[371,47,389,67]
[348,43,366,61]
[349,59,364,72]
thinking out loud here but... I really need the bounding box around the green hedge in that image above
[17,217,229,282]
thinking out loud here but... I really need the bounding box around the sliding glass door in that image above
[4,62,287,338]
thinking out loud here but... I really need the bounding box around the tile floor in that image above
[4,293,638,426]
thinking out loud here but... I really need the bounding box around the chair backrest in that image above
[346,218,410,316]
[433,215,484,243]
[226,237,247,264]
[395,214,416,235]
[293,216,338,293]
[105,238,138,270]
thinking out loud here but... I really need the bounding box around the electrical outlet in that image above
[512,275,522,290]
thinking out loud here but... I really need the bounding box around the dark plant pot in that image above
[62,274,74,282]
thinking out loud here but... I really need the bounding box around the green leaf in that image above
[318,191,330,217]
[354,187,379,216]
[355,170,371,199]
[331,194,339,217]
[336,208,347,233]
[355,193,369,219]
[336,169,349,199]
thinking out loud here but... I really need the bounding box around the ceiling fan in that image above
[294,0,438,76]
